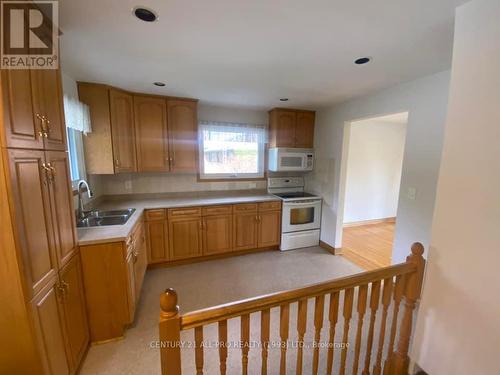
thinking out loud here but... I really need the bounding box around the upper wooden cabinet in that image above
[109,89,137,173]
[167,100,198,172]
[269,108,315,148]
[1,69,67,151]
[134,96,169,172]
[78,82,198,175]
[77,83,114,174]
[8,149,58,298]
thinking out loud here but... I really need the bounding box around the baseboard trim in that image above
[319,240,341,255]
[147,246,279,269]
[343,217,396,228]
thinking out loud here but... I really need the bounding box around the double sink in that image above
[76,209,136,228]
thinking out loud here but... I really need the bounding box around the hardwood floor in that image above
[340,222,395,270]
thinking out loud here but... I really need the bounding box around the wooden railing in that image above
[159,243,425,375]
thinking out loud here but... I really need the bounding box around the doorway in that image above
[338,112,408,270]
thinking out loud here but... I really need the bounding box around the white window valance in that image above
[63,95,92,134]
[198,121,267,143]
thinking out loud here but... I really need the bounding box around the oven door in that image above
[282,199,322,233]
[278,153,307,171]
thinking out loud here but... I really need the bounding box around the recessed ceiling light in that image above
[153,82,166,87]
[133,7,158,22]
[279,98,289,102]
[355,57,372,65]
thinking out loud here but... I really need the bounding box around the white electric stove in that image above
[268,177,322,251]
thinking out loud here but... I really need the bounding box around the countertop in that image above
[77,190,281,246]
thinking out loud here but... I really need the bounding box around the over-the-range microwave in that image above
[268,148,314,172]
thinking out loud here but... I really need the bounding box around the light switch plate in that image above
[407,187,417,200]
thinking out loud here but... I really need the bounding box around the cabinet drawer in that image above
[202,205,233,216]
[233,203,258,212]
[145,209,166,221]
[258,201,282,211]
[168,207,202,218]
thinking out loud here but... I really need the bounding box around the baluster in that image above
[194,326,204,375]
[391,243,426,374]
[296,299,308,375]
[261,308,270,375]
[326,292,340,375]
[352,285,368,374]
[218,320,228,375]
[280,303,290,375]
[312,295,325,375]
[339,288,354,375]
[382,275,404,375]
[372,278,394,375]
[361,281,381,375]
[241,314,250,375]
[159,289,181,375]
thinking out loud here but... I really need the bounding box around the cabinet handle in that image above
[62,280,69,294]
[36,113,48,138]
[45,162,55,183]
[114,159,120,167]
[41,163,51,185]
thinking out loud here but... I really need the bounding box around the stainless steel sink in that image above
[76,208,136,228]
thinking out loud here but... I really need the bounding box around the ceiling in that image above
[59,0,467,110]
[354,112,409,126]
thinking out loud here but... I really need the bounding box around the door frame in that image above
[334,110,409,249]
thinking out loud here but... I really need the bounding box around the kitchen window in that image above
[63,94,91,186]
[198,121,266,180]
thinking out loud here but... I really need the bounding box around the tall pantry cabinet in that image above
[0,69,89,374]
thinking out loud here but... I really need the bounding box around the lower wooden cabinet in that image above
[30,252,89,375]
[31,278,71,375]
[145,217,169,263]
[257,210,282,248]
[58,254,89,372]
[145,202,281,263]
[80,220,147,342]
[233,211,259,251]
[202,214,233,255]
[169,217,203,260]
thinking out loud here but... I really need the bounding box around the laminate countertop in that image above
[77,190,281,246]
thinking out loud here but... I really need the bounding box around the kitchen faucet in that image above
[77,180,94,220]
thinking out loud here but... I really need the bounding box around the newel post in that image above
[390,243,425,375]
[159,288,182,375]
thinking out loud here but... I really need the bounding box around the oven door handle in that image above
[284,200,321,207]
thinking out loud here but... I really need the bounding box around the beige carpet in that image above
[80,247,404,374]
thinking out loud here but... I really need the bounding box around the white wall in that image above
[412,1,500,373]
[343,120,406,223]
[306,70,450,263]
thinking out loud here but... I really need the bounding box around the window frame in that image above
[66,127,87,189]
[197,121,267,181]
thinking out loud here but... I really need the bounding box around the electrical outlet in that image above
[407,187,417,200]
[248,182,257,189]
[124,180,132,191]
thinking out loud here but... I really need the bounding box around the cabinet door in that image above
[109,89,137,173]
[133,229,148,298]
[134,96,170,172]
[1,70,44,149]
[8,149,57,298]
[31,280,70,375]
[125,252,136,323]
[233,212,258,251]
[167,100,197,172]
[31,69,67,151]
[258,211,281,248]
[146,220,169,263]
[46,151,78,267]
[168,217,203,260]
[295,111,315,148]
[58,254,89,372]
[203,215,233,255]
[271,110,296,147]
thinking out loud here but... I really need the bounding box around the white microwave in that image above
[268,148,314,172]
